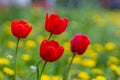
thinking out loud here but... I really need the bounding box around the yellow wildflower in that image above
[92,68,103,74]
[107,56,119,65]
[105,42,116,51]
[110,64,120,75]
[25,40,36,49]
[69,55,81,64]
[21,54,31,61]
[78,71,90,79]
[0,58,10,65]
[85,49,98,60]
[94,43,104,53]
[82,59,96,68]
[88,45,93,49]
[3,67,14,76]
[7,41,16,49]
[51,76,61,80]
[92,76,106,80]
[41,75,50,80]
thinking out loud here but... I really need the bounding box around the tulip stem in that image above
[38,33,52,80]
[48,33,52,41]
[36,60,41,80]
[40,61,47,79]
[14,38,20,80]
[64,53,76,80]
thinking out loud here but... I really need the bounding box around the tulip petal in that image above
[18,20,27,25]
[11,20,32,38]
[40,40,64,62]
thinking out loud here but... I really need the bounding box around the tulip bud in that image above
[71,34,90,55]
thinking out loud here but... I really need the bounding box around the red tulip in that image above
[71,34,90,55]
[11,20,32,38]
[45,13,68,34]
[40,40,64,62]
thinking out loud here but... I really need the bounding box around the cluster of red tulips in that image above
[11,12,90,80]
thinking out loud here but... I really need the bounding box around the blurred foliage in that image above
[0,2,120,80]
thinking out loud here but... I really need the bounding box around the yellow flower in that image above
[78,71,90,79]
[3,67,14,76]
[7,41,16,49]
[51,76,61,80]
[85,49,98,60]
[92,68,103,74]
[41,75,50,80]
[107,56,119,65]
[21,54,31,61]
[25,40,36,49]
[92,76,106,80]
[94,43,104,53]
[69,55,81,64]
[87,45,94,50]
[105,42,116,51]
[0,58,10,65]
[110,64,120,75]
[82,59,96,68]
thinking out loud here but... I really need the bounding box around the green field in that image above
[0,4,120,80]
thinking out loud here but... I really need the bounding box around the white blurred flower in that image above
[6,55,13,59]
[30,65,37,72]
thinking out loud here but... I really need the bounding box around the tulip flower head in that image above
[11,20,32,38]
[45,13,68,34]
[40,40,64,62]
[71,34,90,55]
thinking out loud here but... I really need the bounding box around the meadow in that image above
[0,4,120,80]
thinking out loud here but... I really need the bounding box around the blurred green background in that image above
[0,0,120,80]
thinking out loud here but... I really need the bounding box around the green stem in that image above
[38,33,52,80]
[36,66,39,80]
[36,60,41,80]
[48,33,52,41]
[14,38,20,80]
[64,53,76,80]
[40,61,47,80]
[25,60,41,80]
